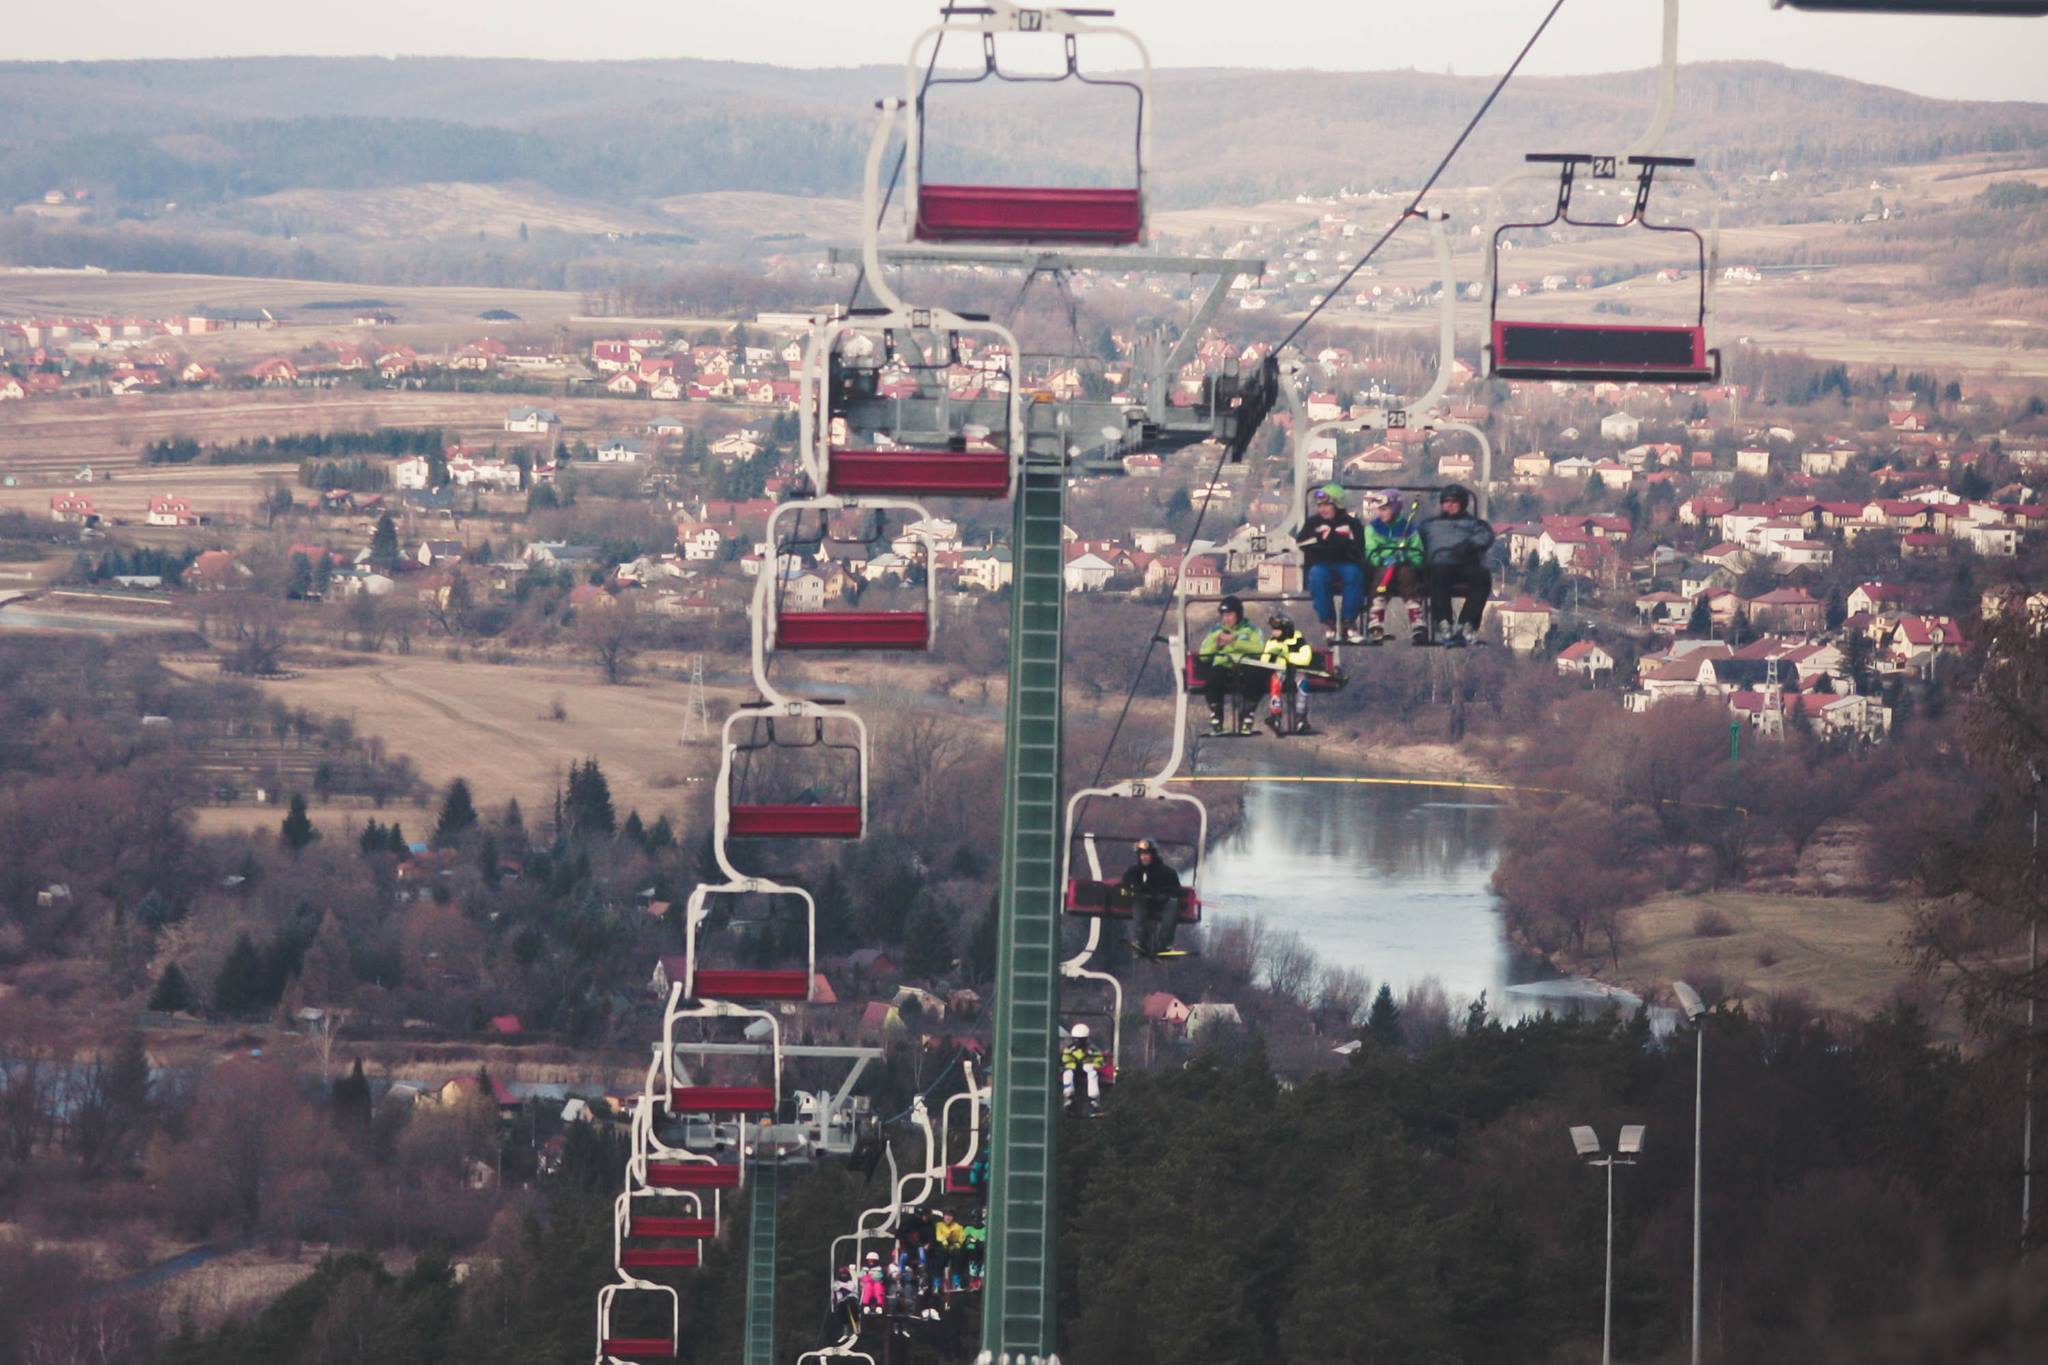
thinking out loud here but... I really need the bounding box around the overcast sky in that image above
[14,1,2047,103]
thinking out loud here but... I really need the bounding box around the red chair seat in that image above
[917,185,1142,245]
[620,1248,701,1269]
[1491,321,1716,383]
[601,1338,676,1361]
[778,612,929,651]
[692,969,812,1002]
[669,1085,776,1115]
[943,1168,984,1197]
[827,449,1012,498]
[1063,879,1202,923]
[728,804,862,838]
[630,1215,717,1239]
[645,1161,740,1190]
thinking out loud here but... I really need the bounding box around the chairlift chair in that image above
[661,988,784,1117]
[1060,917,1124,1076]
[614,1188,712,1274]
[938,1062,991,1197]
[900,4,1153,246]
[717,701,869,841]
[1061,785,1206,927]
[1481,0,1722,386]
[1484,155,1720,384]
[805,309,1024,500]
[1773,1,2046,12]
[757,497,937,652]
[682,876,818,1004]
[596,1281,680,1363]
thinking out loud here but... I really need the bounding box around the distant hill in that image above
[1,57,2042,213]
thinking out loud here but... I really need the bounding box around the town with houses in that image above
[8,284,2043,748]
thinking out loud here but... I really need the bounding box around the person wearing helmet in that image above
[1060,1022,1109,1117]
[1362,488,1428,646]
[825,1261,861,1344]
[1258,611,1316,735]
[861,1251,887,1314]
[1119,836,1188,957]
[1196,595,1267,735]
[933,1209,967,1297]
[1296,484,1367,643]
[1418,483,1497,647]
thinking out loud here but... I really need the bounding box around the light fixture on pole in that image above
[1674,980,1708,1365]
[1571,1123,1646,1365]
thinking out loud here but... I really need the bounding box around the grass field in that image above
[1612,889,1925,1024]
[170,652,749,826]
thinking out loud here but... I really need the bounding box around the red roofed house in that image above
[49,492,96,523]
[147,495,199,527]
[1744,587,1823,633]
[1556,639,1615,680]
[1493,597,1553,652]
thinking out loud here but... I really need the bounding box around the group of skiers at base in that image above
[1294,482,1497,648]
[832,1206,983,1331]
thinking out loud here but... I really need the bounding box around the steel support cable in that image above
[1084,0,1572,788]
[1273,0,1572,354]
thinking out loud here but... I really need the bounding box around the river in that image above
[1201,780,1653,1024]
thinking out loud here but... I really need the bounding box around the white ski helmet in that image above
[1071,1023,1090,1041]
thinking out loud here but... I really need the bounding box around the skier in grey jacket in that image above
[1418,484,1495,647]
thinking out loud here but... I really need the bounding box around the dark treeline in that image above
[129,1006,2046,1365]
[146,428,444,466]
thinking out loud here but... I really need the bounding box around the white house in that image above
[1599,412,1640,443]
[505,407,559,434]
[1063,552,1117,593]
[393,455,433,491]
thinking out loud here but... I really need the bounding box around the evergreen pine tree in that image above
[360,819,385,855]
[434,778,479,846]
[646,815,675,850]
[148,962,195,1013]
[621,810,645,847]
[479,832,502,887]
[213,934,267,1015]
[1366,984,1404,1048]
[281,793,317,854]
[333,1058,373,1132]
[370,511,401,571]
[902,900,955,980]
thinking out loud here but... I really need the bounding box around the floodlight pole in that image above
[2025,777,2040,1261]
[1689,1010,1704,1362]
[1604,1153,1616,1365]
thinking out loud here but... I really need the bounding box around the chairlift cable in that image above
[845,3,963,311]
[1087,0,1571,789]
[1273,0,1571,354]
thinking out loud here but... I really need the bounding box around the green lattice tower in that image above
[978,449,1068,1364]
[743,1158,778,1365]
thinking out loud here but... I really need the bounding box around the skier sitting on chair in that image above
[1362,490,1428,646]
[1298,484,1368,643]
[1198,595,1266,736]
[1259,612,1315,735]
[1119,837,1186,956]
[1420,484,1496,647]
[1061,1023,1108,1116]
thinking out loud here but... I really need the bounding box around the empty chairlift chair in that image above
[807,311,1024,500]
[614,1189,712,1274]
[662,990,783,1119]
[902,6,1152,245]
[758,498,937,653]
[1485,154,1720,385]
[717,701,868,841]
[596,1282,680,1363]
[682,877,818,1005]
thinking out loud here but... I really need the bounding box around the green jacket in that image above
[1198,622,1266,664]
[1361,515,1422,569]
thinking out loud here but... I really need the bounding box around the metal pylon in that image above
[743,1156,778,1365]
[978,449,1067,1365]
[682,653,709,743]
